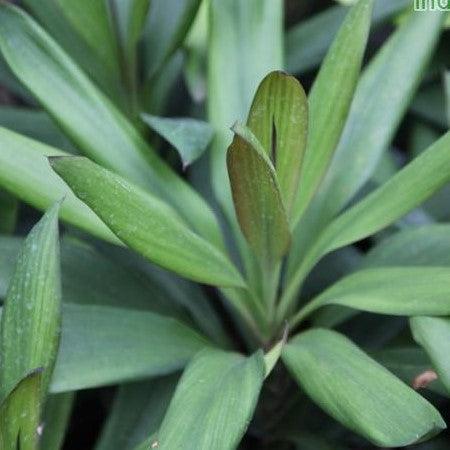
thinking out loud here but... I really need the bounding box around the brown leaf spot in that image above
[412,370,438,390]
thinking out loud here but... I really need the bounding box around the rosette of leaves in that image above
[0,0,449,449]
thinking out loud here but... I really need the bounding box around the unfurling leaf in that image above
[247,71,308,216]
[0,369,43,450]
[227,124,290,266]
[283,329,446,447]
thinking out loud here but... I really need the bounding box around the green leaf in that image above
[56,0,120,73]
[40,392,74,450]
[227,124,290,266]
[208,0,283,218]
[141,114,214,168]
[291,267,450,327]
[363,224,450,268]
[411,317,450,395]
[95,376,178,450]
[0,190,18,234]
[411,83,448,129]
[143,0,201,77]
[0,369,43,450]
[0,106,74,152]
[281,131,450,318]
[293,0,373,223]
[246,71,308,216]
[446,70,450,127]
[51,304,209,392]
[156,349,265,450]
[285,0,410,74]
[50,156,244,288]
[21,0,123,103]
[0,4,223,248]
[0,127,116,244]
[0,202,61,400]
[283,329,446,447]
[298,9,445,232]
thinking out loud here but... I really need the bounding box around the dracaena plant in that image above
[0,0,449,449]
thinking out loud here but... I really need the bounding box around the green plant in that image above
[0,0,449,449]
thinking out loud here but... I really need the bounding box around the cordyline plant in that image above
[0,0,449,449]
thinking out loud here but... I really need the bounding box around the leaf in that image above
[293,0,373,223]
[246,71,308,216]
[298,9,446,233]
[411,83,448,129]
[291,267,450,326]
[411,316,450,395]
[285,0,410,74]
[95,376,178,450]
[283,328,446,447]
[280,131,450,318]
[50,156,244,288]
[0,202,61,400]
[0,127,116,244]
[156,349,265,450]
[0,106,74,152]
[227,124,290,266]
[445,70,450,126]
[0,4,223,248]
[142,114,214,168]
[50,304,209,392]
[21,0,123,103]
[0,369,43,450]
[56,0,120,74]
[0,189,18,234]
[362,224,450,268]
[208,0,283,218]
[40,392,74,450]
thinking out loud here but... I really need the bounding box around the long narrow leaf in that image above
[291,267,450,327]
[0,4,223,247]
[283,329,445,447]
[0,127,116,243]
[293,0,373,223]
[0,203,61,399]
[281,131,450,318]
[156,349,265,450]
[51,304,209,392]
[50,156,244,288]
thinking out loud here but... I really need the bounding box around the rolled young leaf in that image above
[156,349,265,450]
[291,267,450,327]
[208,0,283,219]
[142,114,214,168]
[0,4,223,248]
[411,316,450,395]
[283,328,446,447]
[0,126,116,244]
[51,304,209,392]
[0,369,43,450]
[293,0,373,223]
[246,71,308,216]
[0,202,61,400]
[227,124,290,266]
[50,156,244,288]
